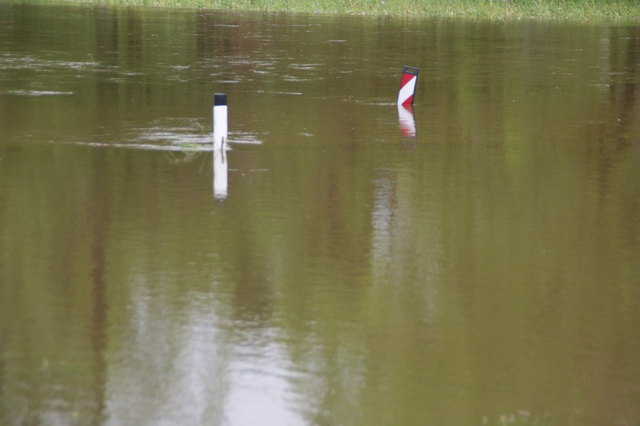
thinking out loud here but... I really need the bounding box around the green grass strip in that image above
[13,0,640,22]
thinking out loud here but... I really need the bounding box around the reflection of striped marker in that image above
[398,104,416,138]
[397,66,419,106]
[213,93,228,151]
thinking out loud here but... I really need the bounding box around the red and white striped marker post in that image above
[397,66,419,107]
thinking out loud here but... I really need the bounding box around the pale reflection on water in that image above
[107,289,305,425]
[0,3,639,426]
[213,149,229,200]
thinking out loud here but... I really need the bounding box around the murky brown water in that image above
[1,3,639,425]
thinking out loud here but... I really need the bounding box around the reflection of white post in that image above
[213,93,228,151]
[213,148,228,200]
[397,104,416,138]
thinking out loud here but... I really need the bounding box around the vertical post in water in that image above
[213,93,229,200]
[397,66,419,107]
[213,93,228,151]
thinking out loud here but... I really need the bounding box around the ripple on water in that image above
[4,90,74,96]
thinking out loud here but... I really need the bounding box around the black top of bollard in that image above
[214,93,227,106]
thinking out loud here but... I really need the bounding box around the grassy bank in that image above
[24,0,640,22]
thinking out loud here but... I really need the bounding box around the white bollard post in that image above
[397,66,419,107]
[213,93,228,151]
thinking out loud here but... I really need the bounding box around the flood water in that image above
[1,3,639,425]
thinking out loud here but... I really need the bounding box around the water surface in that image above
[1,4,639,425]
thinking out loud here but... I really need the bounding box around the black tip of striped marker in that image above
[402,66,419,76]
